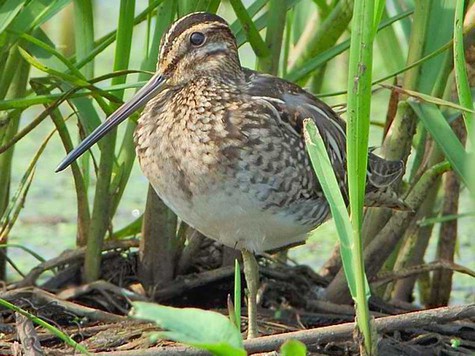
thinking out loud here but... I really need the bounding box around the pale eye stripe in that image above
[204,42,228,52]
[159,12,204,59]
[160,21,229,60]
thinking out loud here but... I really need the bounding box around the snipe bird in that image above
[57,12,405,338]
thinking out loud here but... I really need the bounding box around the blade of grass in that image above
[32,81,91,246]
[83,0,136,282]
[409,101,470,189]
[418,0,455,94]
[73,0,97,196]
[3,0,70,53]
[317,38,453,98]
[71,0,165,72]
[303,120,360,298]
[0,168,34,242]
[0,52,29,278]
[282,9,294,77]
[111,215,143,239]
[290,0,353,85]
[0,126,56,240]
[418,211,475,227]
[234,259,241,330]
[73,0,94,79]
[453,0,474,147]
[285,9,413,82]
[346,0,377,352]
[375,8,405,74]
[256,0,287,75]
[0,45,22,100]
[130,302,245,355]
[229,0,269,58]
[111,0,175,216]
[0,79,146,111]
[373,0,385,35]
[18,47,89,87]
[0,244,45,263]
[380,84,475,114]
[0,0,26,34]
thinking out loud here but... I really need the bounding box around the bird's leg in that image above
[241,249,259,339]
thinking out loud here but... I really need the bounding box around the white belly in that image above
[152,185,314,253]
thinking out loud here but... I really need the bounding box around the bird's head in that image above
[56,13,240,172]
[158,12,241,85]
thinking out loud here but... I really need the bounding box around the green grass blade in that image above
[230,0,267,34]
[21,31,85,78]
[0,127,56,239]
[256,0,286,75]
[111,215,143,239]
[290,0,353,84]
[345,0,376,352]
[418,211,475,227]
[453,0,474,146]
[0,298,89,354]
[83,0,136,283]
[285,9,413,82]
[380,84,475,114]
[229,0,269,58]
[6,0,70,40]
[373,0,385,35]
[111,0,175,216]
[72,0,165,72]
[409,101,470,189]
[111,0,135,100]
[73,0,95,79]
[319,39,453,98]
[232,0,301,49]
[0,244,46,263]
[0,0,26,34]
[417,0,455,95]
[375,8,405,74]
[0,80,146,111]
[234,259,241,330]
[18,47,89,86]
[303,120,357,297]
[347,0,373,229]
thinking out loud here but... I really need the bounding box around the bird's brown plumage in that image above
[134,12,406,253]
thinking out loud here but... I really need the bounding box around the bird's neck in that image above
[192,54,244,84]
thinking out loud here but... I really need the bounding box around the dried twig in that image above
[10,239,139,289]
[1,287,125,323]
[154,266,235,301]
[372,260,475,287]
[15,312,44,356]
[243,304,475,354]
[325,161,450,303]
[90,304,475,355]
[57,280,148,303]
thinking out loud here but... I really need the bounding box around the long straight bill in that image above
[56,73,166,172]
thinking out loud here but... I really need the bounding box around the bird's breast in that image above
[134,81,240,206]
[132,79,329,251]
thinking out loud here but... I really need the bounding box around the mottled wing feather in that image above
[243,69,349,201]
[367,153,404,188]
[242,68,406,208]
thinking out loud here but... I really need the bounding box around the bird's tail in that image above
[365,153,411,210]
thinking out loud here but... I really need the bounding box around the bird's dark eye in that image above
[190,32,206,46]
